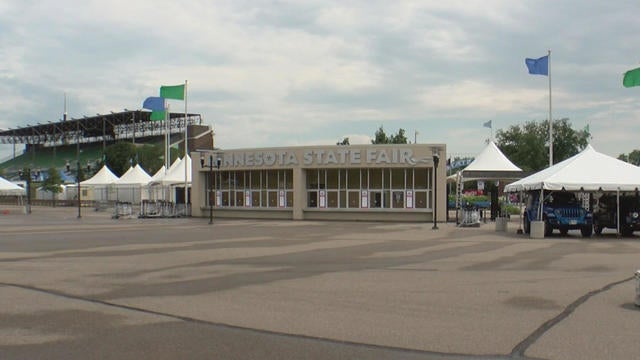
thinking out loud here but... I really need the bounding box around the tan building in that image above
[191,144,446,222]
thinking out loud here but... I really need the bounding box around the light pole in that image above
[19,168,31,214]
[77,160,81,218]
[432,149,440,230]
[201,154,221,224]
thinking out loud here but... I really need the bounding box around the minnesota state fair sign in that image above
[221,148,431,168]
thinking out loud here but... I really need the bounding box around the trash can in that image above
[635,270,640,307]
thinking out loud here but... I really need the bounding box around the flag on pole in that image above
[160,84,185,100]
[483,120,492,128]
[623,67,640,88]
[150,111,166,121]
[142,96,165,111]
[525,55,549,76]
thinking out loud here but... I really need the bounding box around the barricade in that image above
[112,201,133,219]
[459,206,481,227]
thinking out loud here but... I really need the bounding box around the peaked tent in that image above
[504,144,640,192]
[115,164,152,185]
[77,165,119,202]
[114,164,153,204]
[452,141,526,223]
[147,155,192,204]
[455,140,524,181]
[151,165,167,182]
[0,175,25,195]
[152,155,192,185]
[80,165,119,186]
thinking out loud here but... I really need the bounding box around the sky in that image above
[1,0,640,162]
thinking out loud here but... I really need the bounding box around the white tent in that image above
[76,165,120,202]
[147,155,192,203]
[114,164,153,204]
[81,165,119,185]
[0,176,25,195]
[451,141,526,223]
[504,145,640,192]
[453,140,524,182]
[152,155,192,185]
[151,165,167,181]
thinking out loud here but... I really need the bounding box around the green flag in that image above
[623,67,640,88]
[160,84,185,100]
[150,110,166,121]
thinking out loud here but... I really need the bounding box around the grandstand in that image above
[0,110,213,181]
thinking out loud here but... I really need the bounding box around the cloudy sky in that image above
[1,0,640,161]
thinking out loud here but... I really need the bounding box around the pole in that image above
[26,169,31,214]
[432,150,440,230]
[209,156,213,224]
[548,49,553,167]
[77,161,81,218]
[184,80,189,206]
[77,119,81,219]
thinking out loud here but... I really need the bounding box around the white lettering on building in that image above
[222,148,416,168]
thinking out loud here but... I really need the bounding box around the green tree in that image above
[371,126,409,144]
[618,150,640,165]
[137,144,164,175]
[496,118,590,172]
[337,137,350,146]
[41,167,63,207]
[390,128,408,144]
[104,142,137,176]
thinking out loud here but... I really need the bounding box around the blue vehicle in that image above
[524,191,593,237]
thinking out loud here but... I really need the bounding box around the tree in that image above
[618,150,640,165]
[104,142,137,177]
[371,126,409,144]
[337,137,350,146]
[41,167,63,207]
[137,144,164,174]
[496,118,589,172]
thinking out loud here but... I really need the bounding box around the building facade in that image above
[191,144,446,222]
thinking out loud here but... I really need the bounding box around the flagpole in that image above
[548,49,553,167]
[184,80,189,205]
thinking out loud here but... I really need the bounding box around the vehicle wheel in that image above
[560,228,569,236]
[581,225,593,237]
[594,223,603,235]
[524,217,531,234]
[621,227,633,237]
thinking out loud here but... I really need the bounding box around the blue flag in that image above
[525,55,549,76]
[143,96,165,111]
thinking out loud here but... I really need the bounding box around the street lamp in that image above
[77,160,81,219]
[18,168,32,214]
[201,154,222,224]
[432,148,440,230]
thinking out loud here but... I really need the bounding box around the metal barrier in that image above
[459,206,481,227]
[112,202,133,219]
[139,200,191,218]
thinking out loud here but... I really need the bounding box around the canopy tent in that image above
[114,164,152,186]
[147,155,192,204]
[504,145,640,192]
[0,175,25,195]
[113,164,153,204]
[150,155,192,186]
[75,165,119,202]
[151,165,167,182]
[451,141,526,223]
[80,165,119,186]
[453,140,524,182]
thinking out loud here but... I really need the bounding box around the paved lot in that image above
[0,205,639,360]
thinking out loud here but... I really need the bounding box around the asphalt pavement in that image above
[0,205,638,360]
